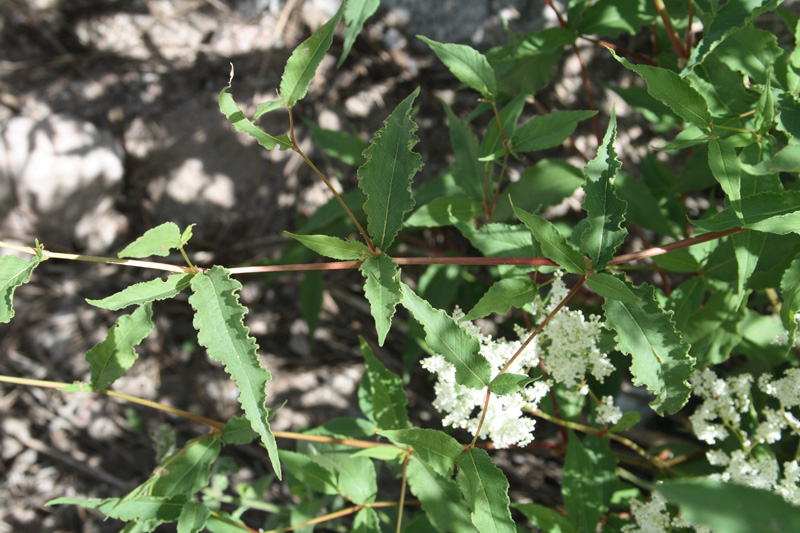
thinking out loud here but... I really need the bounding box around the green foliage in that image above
[358,87,422,251]
[358,337,410,429]
[417,36,497,100]
[562,433,618,532]
[86,274,194,311]
[118,222,186,259]
[456,448,515,533]
[360,255,402,345]
[0,254,41,323]
[339,0,380,68]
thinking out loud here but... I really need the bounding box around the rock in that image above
[0,113,126,253]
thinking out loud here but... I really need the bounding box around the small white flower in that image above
[595,395,623,426]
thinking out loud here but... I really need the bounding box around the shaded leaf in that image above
[514,503,577,533]
[404,196,483,227]
[152,434,221,498]
[586,273,639,302]
[280,2,344,106]
[463,277,538,321]
[708,137,742,220]
[119,222,182,259]
[611,50,710,130]
[380,428,462,477]
[221,415,259,445]
[492,159,585,221]
[562,434,618,533]
[358,88,422,251]
[358,336,410,430]
[339,0,380,68]
[684,289,746,367]
[177,502,209,533]
[400,282,491,389]
[189,266,281,478]
[513,203,587,274]
[284,232,369,260]
[303,118,367,166]
[441,99,485,201]
[279,449,339,495]
[780,252,800,348]
[489,373,535,395]
[0,254,41,323]
[86,303,154,391]
[732,230,765,296]
[691,191,800,234]
[418,36,497,99]
[580,109,627,269]
[87,274,194,311]
[577,0,657,38]
[352,507,381,533]
[603,281,694,415]
[456,448,515,533]
[510,110,597,153]
[220,67,292,151]
[405,457,474,533]
[360,255,401,346]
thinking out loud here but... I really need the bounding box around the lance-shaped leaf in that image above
[360,255,402,346]
[339,0,380,68]
[118,222,182,259]
[732,230,765,297]
[562,433,618,533]
[463,277,538,321]
[442,99,485,201]
[611,50,711,130]
[418,36,497,100]
[515,503,577,533]
[178,501,210,533]
[489,373,535,395]
[0,254,41,323]
[358,337,410,429]
[280,1,344,106]
[379,428,462,477]
[86,303,154,391]
[510,110,597,153]
[406,457,475,533]
[189,266,281,478]
[219,67,292,151]
[456,448,515,533]
[691,191,800,234]
[708,137,742,220]
[279,449,339,495]
[685,0,782,71]
[152,433,221,498]
[400,282,490,389]
[586,273,639,302]
[580,110,627,270]
[603,281,694,415]
[781,252,800,349]
[358,88,422,251]
[87,274,194,311]
[352,507,380,533]
[284,232,369,260]
[47,496,186,523]
[658,478,800,533]
[513,203,587,274]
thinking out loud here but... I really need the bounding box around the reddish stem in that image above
[582,36,657,66]
[654,0,688,59]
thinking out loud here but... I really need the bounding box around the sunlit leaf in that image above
[510,110,597,153]
[87,274,194,311]
[0,254,41,323]
[358,336,410,429]
[360,255,402,346]
[513,203,587,274]
[463,277,538,321]
[418,36,497,99]
[456,448,515,533]
[284,232,369,260]
[118,222,182,259]
[339,0,380,68]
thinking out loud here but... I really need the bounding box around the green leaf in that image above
[284,232,369,260]
[418,36,497,99]
[152,434,221,497]
[510,110,597,153]
[358,336,410,430]
[780,252,800,348]
[455,221,534,258]
[585,273,639,302]
[708,137,742,220]
[462,277,538,321]
[442,99,485,201]
[489,373,535,395]
[177,502,210,533]
[615,172,677,238]
[580,109,627,270]
[405,457,474,533]
[562,434,618,533]
[611,50,711,130]
[118,222,182,259]
[221,415,259,445]
[603,83,680,132]
[87,274,194,311]
[219,68,292,151]
[338,0,380,68]
[253,100,283,120]
[189,266,281,478]
[350,446,406,461]
[303,118,367,166]
[456,448,515,533]
[741,144,800,175]
[360,255,402,346]
[404,196,483,227]
[603,281,694,415]
[483,92,527,156]
[492,159,585,221]
[358,88,422,251]
[400,282,491,389]
[684,289,746,367]
[352,507,381,533]
[304,446,377,505]
[686,0,781,71]
[512,203,587,274]
[610,411,642,433]
[732,230,765,296]
[666,278,705,331]
[514,503,577,533]
[379,428,462,477]
[577,0,657,38]
[280,1,344,106]
[48,496,186,523]
[279,449,339,495]
[777,90,800,138]
[0,254,41,323]
[756,74,775,135]
[86,303,154,391]
[179,224,194,247]
[657,478,800,533]
[691,191,800,235]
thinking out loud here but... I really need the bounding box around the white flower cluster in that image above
[689,366,800,506]
[772,312,800,348]
[622,491,711,533]
[420,272,613,448]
